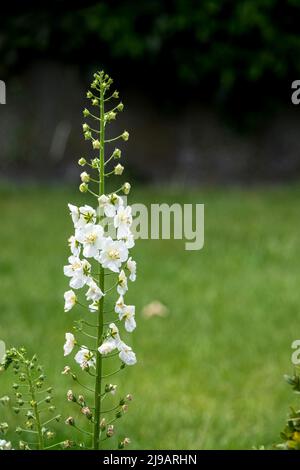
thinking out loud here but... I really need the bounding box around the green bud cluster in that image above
[0,346,59,450]
[76,70,132,202]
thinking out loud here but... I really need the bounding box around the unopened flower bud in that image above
[0,396,10,405]
[122,404,128,413]
[119,437,131,449]
[113,91,119,99]
[78,395,85,405]
[114,164,124,175]
[83,108,90,117]
[82,123,89,132]
[65,416,75,426]
[86,91,93,98]
[92,139,100,149]
[16,426,22,434]
[113,148,121,159]
[80,171,90,183]
[122,182,131,195]
[79,183,88,193]
[122,131,129,141]
[84,131,92,140]
[25,420,33,429]
[105,383,117,394]
[48,406,56,412]
[45,395,52,403]
[78,157,87,167]
[117,102,124,112]
[106,424,114,437]
[106,111,116,121]
[19,440,29,450]
[100,418,106,431]
[92,99,99,106]
[91,158,100,168]
[67,390,75,402]
[62,440,73,449]
[0,422,8,433]
[81,406,92,420]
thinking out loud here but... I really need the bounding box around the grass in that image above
[0,183,300,449]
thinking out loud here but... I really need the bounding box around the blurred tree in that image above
[0,0,299,125]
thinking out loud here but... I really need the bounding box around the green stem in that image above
[25,363,44,450]
[93,79,105,450]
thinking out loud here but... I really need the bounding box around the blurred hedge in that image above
[1,0,300,124]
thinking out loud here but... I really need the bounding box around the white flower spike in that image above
[63,71,138,450]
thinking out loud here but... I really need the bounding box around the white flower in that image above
[98,324,136,365]
[74,348,95,369]
[98,193,123,218]
[68,235,81,256]
[114,163,124,175]
[127,257,136,282]
[86,279,104,302]
[118,342,137,366]
[98,323,121,355]
[76,223,104,258]
[119,305,136,332]
[97,237,128,272]
[117,270,128,295]
[64,332,76,356]
[109,322,120,340]
[109,384,117,395]
[89,301,99,312]
[0,439,12,450]
[64,256,91,289]
[80,171,90,183]
[64,290,77,312]
[68,204,96,228]
[114,206,132,239]
[120,231,135,249]
[115,295,125,314]
[98,338,117,355]
[122,182,131,195]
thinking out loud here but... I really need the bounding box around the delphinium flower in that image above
[0,348,62,450]
[63,71,137,450]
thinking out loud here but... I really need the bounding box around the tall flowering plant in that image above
[63,71,137,450]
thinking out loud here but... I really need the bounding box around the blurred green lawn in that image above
[0,184,299,449]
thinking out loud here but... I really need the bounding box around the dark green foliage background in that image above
[1,0,299,119]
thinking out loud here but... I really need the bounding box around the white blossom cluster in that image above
[63,194,137,368]
[0,439,12,450]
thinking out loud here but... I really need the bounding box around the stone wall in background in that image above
[1,61,300,185]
